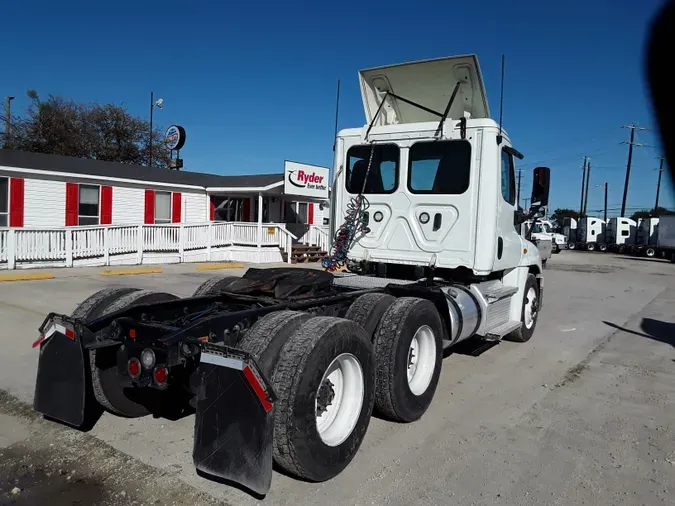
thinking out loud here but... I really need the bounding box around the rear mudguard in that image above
[33,314,100,429]
[192,344,276,497]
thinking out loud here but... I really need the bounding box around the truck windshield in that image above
[346,144,399,194]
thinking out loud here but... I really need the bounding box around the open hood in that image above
[358,55,490,126]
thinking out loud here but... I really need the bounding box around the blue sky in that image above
[2,0,672,217]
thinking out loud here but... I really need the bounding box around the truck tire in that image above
[72,287,141,322]
[568,242,576,250]
[89,290,180,417]
[645,247,656,258]
[371,297,443,423]
[237,310,311,377]
[192,276,239,297]
[586,242,596,252]
[599,243,608,252]
[505,274,540,343]
[272,316,375,482]
[344,293,396,338]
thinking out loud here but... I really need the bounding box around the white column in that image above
[257,192,263,263]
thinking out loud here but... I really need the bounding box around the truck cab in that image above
[329,55,547,279]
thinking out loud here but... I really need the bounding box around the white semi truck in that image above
[568,217,606,251]
[530,219,567,253]
[606,217,637,253]
[32,55,550,496]
[626,216,675,260]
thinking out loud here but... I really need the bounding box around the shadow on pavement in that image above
[602,318,675,347]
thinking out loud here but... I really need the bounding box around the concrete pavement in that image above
[0,252,673,505]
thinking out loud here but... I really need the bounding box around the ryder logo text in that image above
[288,170,327,192]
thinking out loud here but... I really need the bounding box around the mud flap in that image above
[33,317,95,429]
[193,346,275,497]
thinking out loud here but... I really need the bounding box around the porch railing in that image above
[0,222,301,270]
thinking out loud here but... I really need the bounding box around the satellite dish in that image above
[155,98,164,109]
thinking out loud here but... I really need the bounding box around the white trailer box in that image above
[562,217,577,244]
[657,215,675,249]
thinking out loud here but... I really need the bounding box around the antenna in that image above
[497,54,505,145]
[333,78,341,152]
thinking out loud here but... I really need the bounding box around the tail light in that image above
[127,358,141,379]
[153,366,168,386]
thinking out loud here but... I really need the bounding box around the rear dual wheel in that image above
[72,287,179,418]
[241,313,376,482]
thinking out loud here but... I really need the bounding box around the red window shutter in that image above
[243,199,250,222]
[9,178,25,227]
[65,182,79,226]
[209,196,215,221]
[100,186,113,225]
[308,202,315,225]
[172,192,182,223]
[144,190,155,224]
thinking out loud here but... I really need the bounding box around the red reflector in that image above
[153,366,167,384]
[243,366,273,413]
[128,358,141,378]
[129,329,136,339]
[64,328,75,340]
[32,335,46,348]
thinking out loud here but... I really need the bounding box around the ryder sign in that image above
[283,161,329,199]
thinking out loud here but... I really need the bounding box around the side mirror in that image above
[531,166,550,208]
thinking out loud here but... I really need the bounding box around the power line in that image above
[619,123,647,216]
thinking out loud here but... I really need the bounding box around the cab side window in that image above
[500,150,516,206]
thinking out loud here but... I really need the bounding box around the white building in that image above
[0,150,330,269]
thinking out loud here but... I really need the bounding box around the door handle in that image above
[433,213,442,231]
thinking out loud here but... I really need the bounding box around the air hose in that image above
[322,144,375,272]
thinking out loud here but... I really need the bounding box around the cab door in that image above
[493,146,523,270]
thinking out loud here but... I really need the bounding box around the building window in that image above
[0,177,8,227]
[213,197,245,222]
[408,140,471,194]
[78,184,100,226]
[501,149,516,205]
[284,201,310,224]
[154,191,172,224]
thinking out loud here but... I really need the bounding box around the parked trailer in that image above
[626,217,660,257]
[606,217,637,253]
[32,55,550,496]
[568,217,606,251]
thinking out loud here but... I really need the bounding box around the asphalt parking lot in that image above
[1,253,674,505]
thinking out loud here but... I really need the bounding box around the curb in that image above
[195,263,246,271]
[99,267,164,277]
[0,272,54,282]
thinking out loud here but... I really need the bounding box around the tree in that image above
[2,90,170,167]
[630,207,675,221]
[550,208,580,226]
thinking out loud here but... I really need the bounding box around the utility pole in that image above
[4,96,14,147]
[583,160,592,216]
[149,91,154,168]
[620,123,646,217]
[603,182,608,223]
[654,156,665,211]
[579,156,587,216]
[516,167,522,208]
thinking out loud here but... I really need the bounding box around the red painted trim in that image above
[209,196,215,221]
[308,203,315,225]
[65,182,79,226]
[172,192,182,223]
[9,178,25,227]
[144,189,155,224]
[100,186,113,225]
[243,199,251,222]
